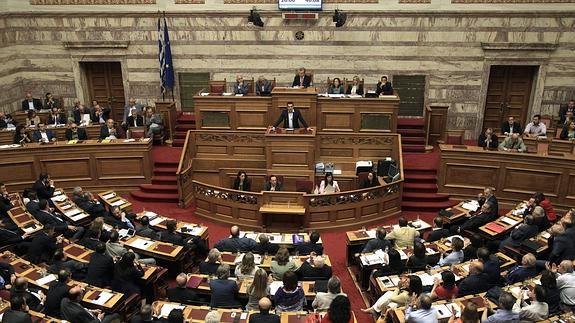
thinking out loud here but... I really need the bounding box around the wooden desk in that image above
[0,125,103,145]
[153,300,249,322]
[135,211,209,241]
[441,202,472,224]
[7,206,43,236]
[264,127,316,172]
[212,252,332,273]
[97,190,133,212]
[259,191,307,229]
[122,236,184,262]
[438,144,575,210]
[51,189,92,226]
[0,139,152,193]
[238,231,323,248]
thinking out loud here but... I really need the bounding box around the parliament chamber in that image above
[1,0,575,322]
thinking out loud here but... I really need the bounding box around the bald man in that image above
[61,286,120,323]
[296,255,332,280]
[213,225,256,252]
[21,92,43,111]
[249,297,280,323]
[99,119,125,140]
[167,273,199,304]
[458,261,490,296]
[552,260,575,308]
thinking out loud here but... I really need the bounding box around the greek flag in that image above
[158,15,175,95]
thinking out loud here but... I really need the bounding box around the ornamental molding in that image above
[31,0,155,4]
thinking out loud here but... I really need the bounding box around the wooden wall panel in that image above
[503,168,561,196]
[41,158,91,180]
[443,163,499,190]
[97,157,145,179]
[0,160,36,185]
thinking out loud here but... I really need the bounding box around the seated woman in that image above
[246,268,271,311]
[321,295,353,323]
[372,248,404,277]
[406,241,429,271]
[13,125,32,144]
[430,271,459,300]
[111,252,144,296]
[26,110,41,127]
[346,76,364,96]
[270,247,298,281]
[234,252,258,282]
[317,172,340,195]
[560,121,575,140]
[274,271,305,313]
[438,236,464,266]
[210,264,240,308]
[359,171,379,189]
[199,248,221,276]
[361,275,422,315]
[328,78,344,94]
[232,170,251,191]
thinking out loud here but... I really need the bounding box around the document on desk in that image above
[500,216,519,226]
[270,281,283,295]
[378,276,396,288]
[64,209,81,217]
[419,273,435,286]
[71,213,89,222]
[160,304,185,318]
[129,238,154,250]
[102,193,115,200]
[150,216,166,226]
[51,195,67,202]
[111,200,125,207]
[92,291,114,306]
[36,274,57,286]
[462,200,479,211]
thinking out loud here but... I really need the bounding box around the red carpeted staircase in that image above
[397,117,426,153]
[172,113,196,147]
[130,146,182,203]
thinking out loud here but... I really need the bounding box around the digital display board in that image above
[279,0,322,11]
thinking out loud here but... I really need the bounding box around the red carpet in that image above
[397,117,426,153]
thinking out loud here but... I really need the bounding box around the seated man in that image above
[264,175,282,192]
[65,123,87,141]
[0,182,17,230]
[405,294,436,323]
[498,133,527,152]
[79,229,101,251]
[312,276,346,310]
[512,285,549,322]
[11,277,44,312]
[135,215,158,240]
[456,202,496,233]
[362,226,391,253]
[61,285,120,323]
[271,102,310,131]
[144,107,163,138]
[524,114,547,138]
[45,93,60,110]
[478,187,499,220]
[86,242,114,287]
[99,119,125,140]
[47,107,66,127]
[292,67,311,88]
[501,115,523,136]
[44,269,71,318]
[478,128,498,149]
[209,264,240,308]
[296,231,323,255]
[376,75,393,96]
[296,255,332,280]
[550,260,575,310]
[500,215,538,249]
[477,247,501,288]
[458,261,490,296]
[548,224,575,265]
[386,217,419,249]
[3,295,33,322]
[426,216,450,243]
[167,273,200,304]
[91,104,111,125]
[25,223,62,264]
[105,206,135,230]
[21,92,43,111]
[505,253,537,284]
[106,230,156,265]
[483,291,520,322]
[233,75,249,95]
[248,297,280,323]
[48,249,86,279]
[559,99,575,125]
[438,236,464,266]
[73,104,91,125]
[71,187,106,218]
[160,219,184,245]
[255,76,272,96]
[199,248,221,275]
[122,98,143,126]
[253,234,279,255]
[32,123,55,143]
[214,225,256,252]
[126,107,143,129]
[32,173,55,201]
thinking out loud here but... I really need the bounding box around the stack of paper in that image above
[419,273,436,286]
[398,249,408,261]
[102,193,115,199]
[92,291,114,306]
[129,238,154,250]
[501,217,519,226]
[60,204,72,210]
[111,200,125,207]
[377,276,396,288]
[270,281,283,295]
[160,304,185,318]
[243,233,258,241]
[150,216,165,226]
[462,200,480,211]
[36,274,57,286]
[64,209,81,217]
[366,230,377,239]
[51,195,67,202]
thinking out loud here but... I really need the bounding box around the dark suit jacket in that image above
[214,237,256,253]
[478,134,499,149]
[91,108,111,124]
[549,233,575,264]
[0,227,23,247]
[248,312,281,323]
[199,261,219,275]
[264,182,283,191]
[362,238,392,253]
[295,242,323,255]
[0,119,6,129]
[273,109,308,129]
[26,231,58,264]
[166,286,199,304]
[426,229,450,243]
[253,242,279,255]
[346,84,364,96]
[111,264,144,295]
[559,104,575,124]
[376,82,393,95]
[479,195,499,218]
[255,81,272,96]
[503,223,538,247]
[65,128,88,141]
[359,178,379,189]
[21,99,43,111]
[459,211,496,231]
[11,289,42,312]
[45,281,71,318]
[32,180,55,200]
[99,125,125,140]
[61,298,100,323]
[46,113,67,126]
[506,265,536,284]
[483,256,502,287]
[32,130,54,142]
[160,231,184,246]
[501,121,523,135]
[33,210,68,233]
[86,252,114,287]
[292,75,311,88]
[0,194,13,218]
[127,115,144,128]
[232,178,251,191]
[1,310,32,323]
[209,279,240,307]
[458,273,490,296]
[296,261,332,280]
[136,226,158,240]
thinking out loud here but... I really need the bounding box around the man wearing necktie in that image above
[271,102,311,131]
[291,67,311,88]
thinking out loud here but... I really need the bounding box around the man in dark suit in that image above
[501,116,523,135]
[505,253,537,284]
[32,174,55,201]
[61,286,120,323]
[296,256,332,280]
[272,102,310,130]
[167,273,200,304]
[86,242,114,287]
[11,277,44,312]
[214,225,256,252]
[160,219,185,246]
[233,75,250,95]
[376,76,393,96]
[253,234,279,255]
[48,249,87,279]
[46,107,67,126]
[500,215,538,249]
[0,226,24,247]
[362,226,392,253]
[25,223,61,264]
[248,297,280,323]
[130,304,162,323]
[549,223,575,264]
[65,123,87,141]
[479,187,499,217]
[458,261,490,296]
[292,67,311,88]
[477,247,501,288]
[0,183,13,219]
[559,99,575,124]
[255,76,272,96]
[126,108,144,129]
[44,93,60,110]
[99,119,125,140]
[478,128,499,149]
[91,104,111,125]
[33,199,83,241]
[44,269,71,318]
[105,206,135,230]
[456,202,497,233]
[21,93,43,111]
[136,216,158,240]
[32,123,55,143]
[295,231,323,255]
[264,175,282,192]
[2,295,33,323]
[426,217,450,243]
[72,187,106,219]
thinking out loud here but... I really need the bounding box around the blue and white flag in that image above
[158,15,175,95]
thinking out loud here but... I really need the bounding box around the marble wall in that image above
[1,3,575,137]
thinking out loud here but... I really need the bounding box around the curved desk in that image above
[0,139,152,192]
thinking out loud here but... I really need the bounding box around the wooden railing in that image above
[176,130,195,207]
[155,101,177,143]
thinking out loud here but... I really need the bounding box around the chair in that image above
[556,127,563,139]
[115,293,141,323]
[295,180,314,194]
[208,78,227,94]
[356,172,370,188]
[245,77,254,94]
[152,127,166,145]
[128,127,145,139]
[445,130,465,145]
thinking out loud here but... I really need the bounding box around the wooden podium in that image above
[265,127,316,171]
[259,191,307,230]
[271,87,317,128]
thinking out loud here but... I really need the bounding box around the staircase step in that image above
[403,182,438,193]
[154,161,179,168]
[172,139,185,147]
[151,175,178,185]
[177,114,196,122]
[402,137,426,144]
[175,124,195,131]
[397,117,426,127]
[401,200,458,212]
[402,192,450,202]
[174,133,188,139]
[398,129,425,137]
[154,167,178,175]
[402,145,427,153]
[404,173,436,181]
[130,190,179,203]
[139,184,178,194]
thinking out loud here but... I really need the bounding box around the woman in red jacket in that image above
[534,192,556,223]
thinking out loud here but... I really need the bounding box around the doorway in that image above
[82,62,126,121]
[483,65,537,132]
[393,75,426,116]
